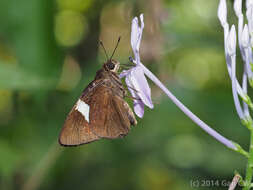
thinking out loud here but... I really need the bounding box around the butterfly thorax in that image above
[90,60,125,98]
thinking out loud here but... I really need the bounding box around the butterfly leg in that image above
[125,95,141,101]
[126,85,139,93]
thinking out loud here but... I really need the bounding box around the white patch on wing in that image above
[75,99,90,123]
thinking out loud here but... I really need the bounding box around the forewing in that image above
[59,107,100,146]
[59,79,106,146]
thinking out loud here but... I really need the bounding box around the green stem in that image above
[233,142,249,158]
[243,132,253,190]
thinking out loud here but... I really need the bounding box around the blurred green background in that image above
[0,0,248,189]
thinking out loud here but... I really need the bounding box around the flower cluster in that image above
[218,0,253,126]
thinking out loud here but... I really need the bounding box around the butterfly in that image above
[59,39,137,146]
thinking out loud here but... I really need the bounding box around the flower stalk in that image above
[121,14,247,153]
[139,61,237,150]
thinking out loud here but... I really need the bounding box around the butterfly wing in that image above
[59,79,105,146]
[59,79,136,146]
[59,107,100,146]
[89,87,132,138]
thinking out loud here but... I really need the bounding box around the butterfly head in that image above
[104,59,120,73]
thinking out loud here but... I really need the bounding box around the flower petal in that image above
[247,0,253,9]
[227,25,237,56]
[131,17,139,58]
[125,74,145,118]
[131,14,145,64]
[136,14,144,53]
[218,0,227,27]
[129,66,153,108]
[234,0,242,17]
[242,24,250,48]
[247,6,253,38]
[125,72,139,99]
[134,99,145,118]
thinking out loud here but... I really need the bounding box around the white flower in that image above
[120,14,153,118]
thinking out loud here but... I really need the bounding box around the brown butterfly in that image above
[59,39,137,146]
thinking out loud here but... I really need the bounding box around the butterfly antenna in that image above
[100,41,109,60]
[110,36,121,60]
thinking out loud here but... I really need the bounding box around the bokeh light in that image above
[54,10,88,47]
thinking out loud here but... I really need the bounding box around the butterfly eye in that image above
[107,62,115,70]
